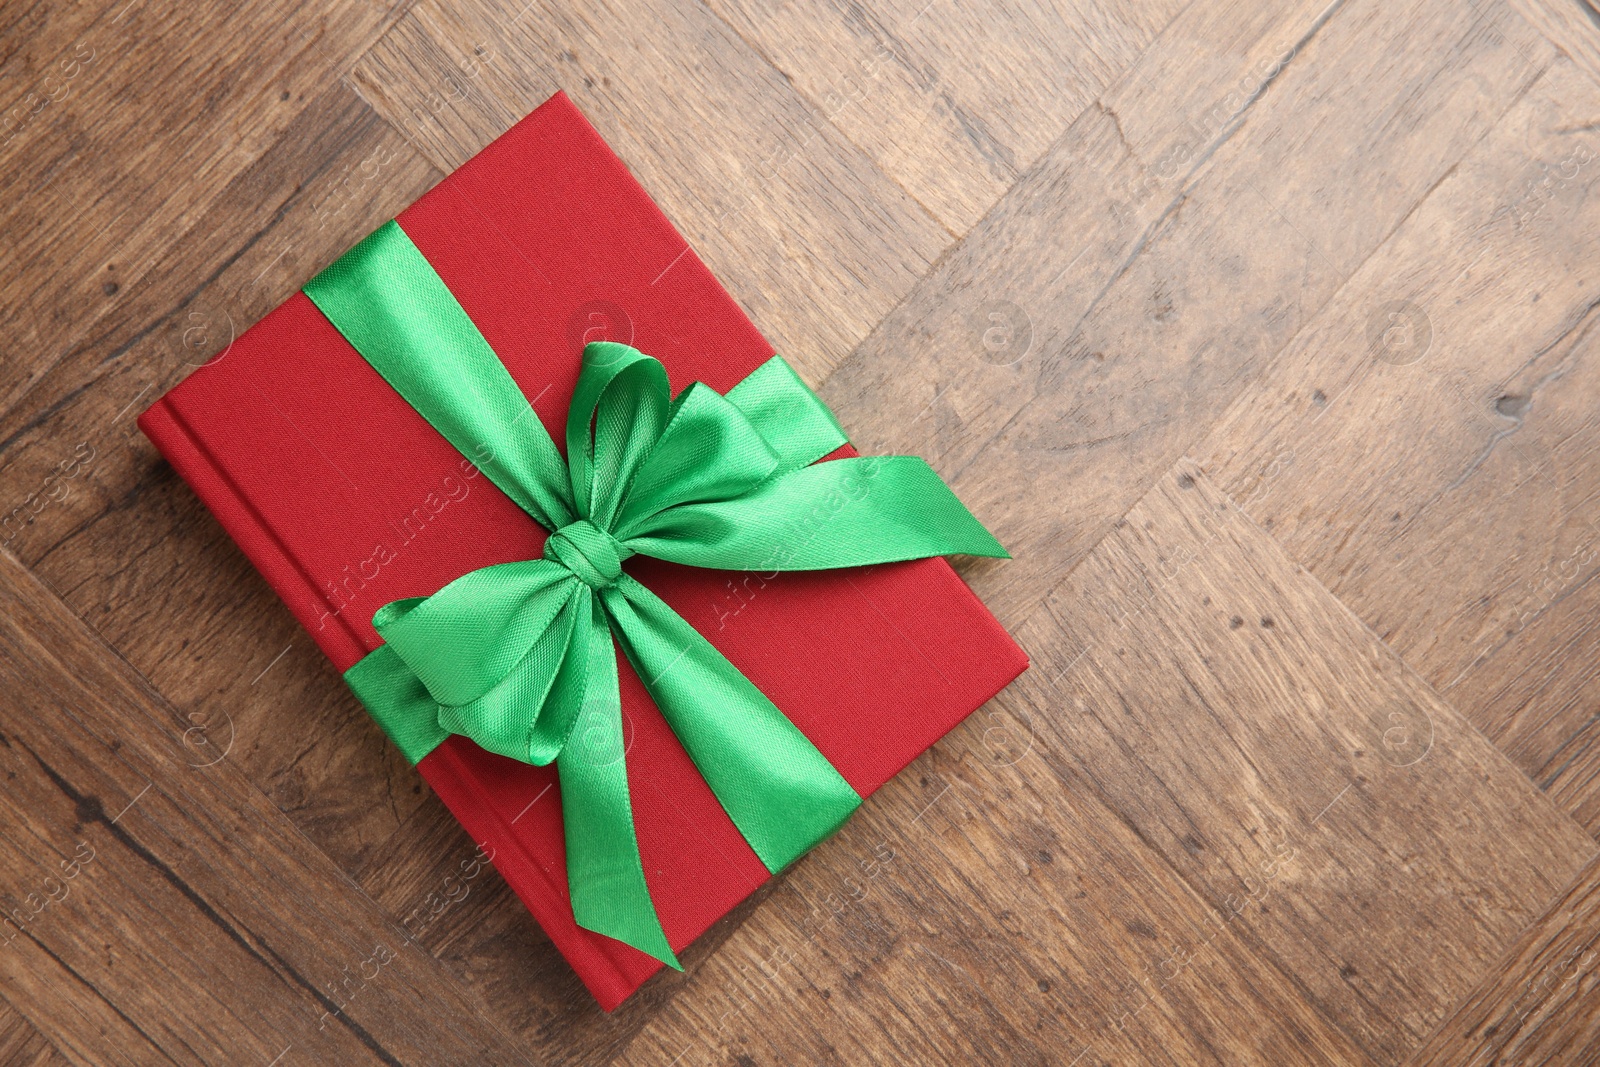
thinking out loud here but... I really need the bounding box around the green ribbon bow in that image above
[303,220,1008,967]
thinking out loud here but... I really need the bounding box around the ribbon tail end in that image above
[575,913,682,971]
[959,531,1011,561]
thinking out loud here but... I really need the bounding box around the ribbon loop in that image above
[567,343,669,529]
[614,382,782,532]
[373,560,574,708]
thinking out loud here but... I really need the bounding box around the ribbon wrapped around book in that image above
[302,219,1008,967]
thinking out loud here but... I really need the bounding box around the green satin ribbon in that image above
[303,220,1008,967]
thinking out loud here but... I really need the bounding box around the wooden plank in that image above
[0,1000,64,1067]
[1408,853,1600,1066]
[1508,0,1600,90]
[816,0,1553,629]
[0,0,414,415]
[611,461,1592,1065]
[701,0,1188,234]
[345,0,951,383]
[1193,55,1600,832]
[0,83,443,874]
[1022,460,1594,1058]
[0,548,530,1064]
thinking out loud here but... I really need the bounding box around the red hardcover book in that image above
[139,91,1028,1009]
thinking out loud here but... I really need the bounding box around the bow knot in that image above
[543,519,628,588]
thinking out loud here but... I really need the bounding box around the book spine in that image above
[137,395,370,671]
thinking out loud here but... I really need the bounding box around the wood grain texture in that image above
[0,1001,64,1067]
[346,0,951,384]
[702,0,1188,234]
[0,547,531,1064]
[1409,853,1600,1066]
[1509,0,1600,90]
[1024,460,1593,1059]
[0,81,442,875]
[1194,53,1600,834]
[818,0,1552,629]
[0,0,1598,1061]
[0,0,413,414]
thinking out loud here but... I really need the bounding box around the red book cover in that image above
[139,92,1028,1009]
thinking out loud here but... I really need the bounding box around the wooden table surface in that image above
[4,0,1600,1062]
